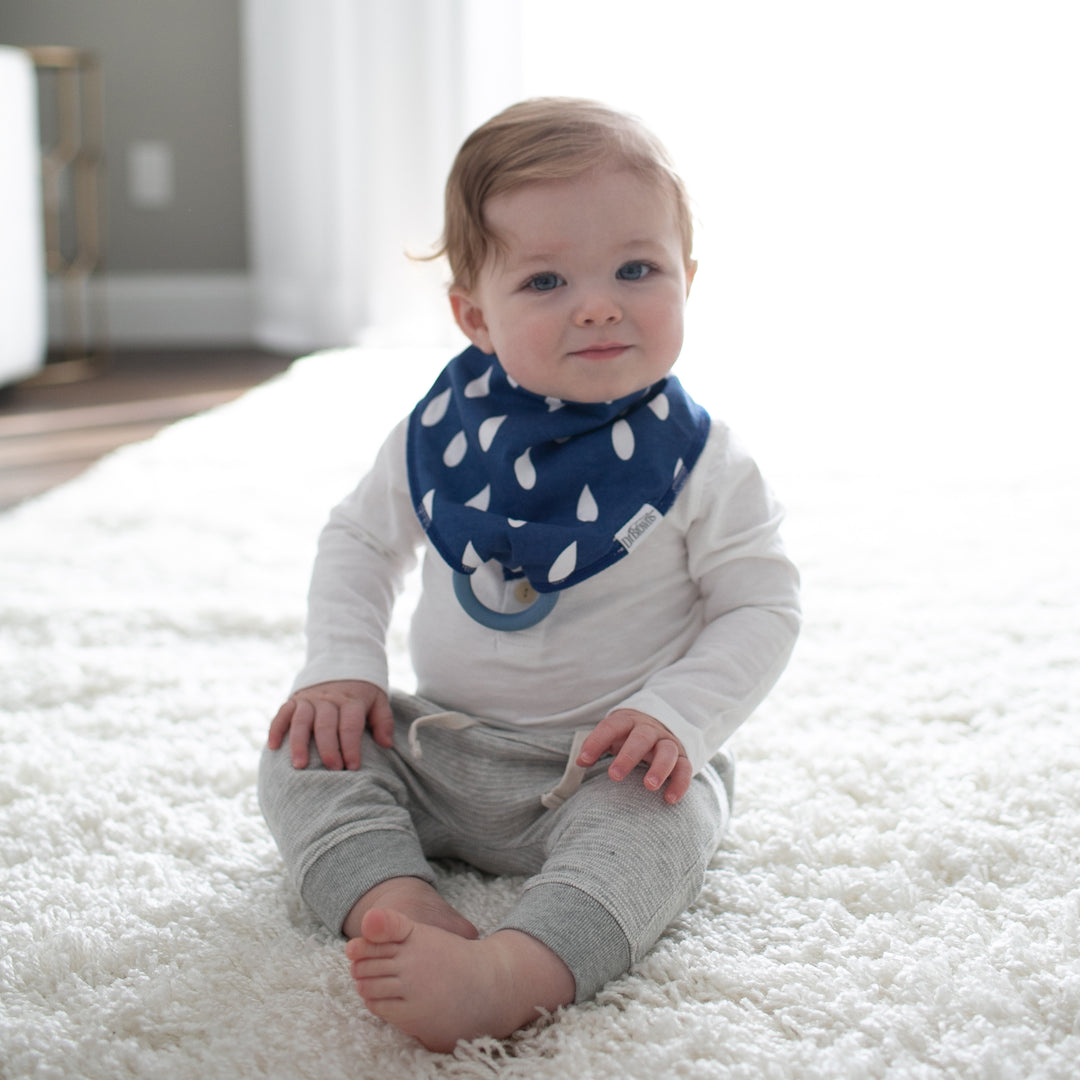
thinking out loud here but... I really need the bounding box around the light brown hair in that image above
[430,98,695,290]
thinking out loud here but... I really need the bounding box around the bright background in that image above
[2,1,1076,482]
[521,2,1079,480]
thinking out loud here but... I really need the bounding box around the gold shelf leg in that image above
[25,46,109,385]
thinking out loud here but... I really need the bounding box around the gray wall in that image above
[0,0,248,274]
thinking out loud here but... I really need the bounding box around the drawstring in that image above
[407,712,478,758]
[540,729,591,810]
[406,712,591,810]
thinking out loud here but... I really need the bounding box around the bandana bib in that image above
[406,345,710,601]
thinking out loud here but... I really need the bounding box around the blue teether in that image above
[452,571,558,631]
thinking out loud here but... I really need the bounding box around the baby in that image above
[260,97,800,1052]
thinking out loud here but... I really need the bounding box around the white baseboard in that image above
[48,273,255,347]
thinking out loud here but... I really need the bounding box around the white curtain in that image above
[241,0,522,353]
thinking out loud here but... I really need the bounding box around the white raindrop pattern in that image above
[514,448,537,490]
[443,430,468,467]
[478,414,507,451]
[421,387,452,427]
[464,366,493,398]
[410,352,706,597]
[465,485,491,511]
[548,542,578,583]
[612,419,635,461]
[577,484,599,522]
[648,392,670,420]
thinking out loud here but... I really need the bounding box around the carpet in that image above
[1,347,1077,1079]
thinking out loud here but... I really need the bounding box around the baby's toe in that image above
[360,906,415,945]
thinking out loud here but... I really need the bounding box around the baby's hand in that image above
[267,679,394,771]
[577,708,692,804]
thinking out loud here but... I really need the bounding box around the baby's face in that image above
[450,168,695,403]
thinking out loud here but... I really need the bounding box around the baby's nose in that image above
[574,292,622,326]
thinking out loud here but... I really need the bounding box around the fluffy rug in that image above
[1,347,1077,1080]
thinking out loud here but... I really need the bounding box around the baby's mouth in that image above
[571,344,629,361]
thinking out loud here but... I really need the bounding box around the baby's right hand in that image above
[267,679,394,771]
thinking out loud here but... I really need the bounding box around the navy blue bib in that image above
[406,346,710,594]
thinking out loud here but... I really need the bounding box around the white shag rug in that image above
[1,347,1077,1080]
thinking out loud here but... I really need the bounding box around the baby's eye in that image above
[616,261,654,281]
[526,272,565,292]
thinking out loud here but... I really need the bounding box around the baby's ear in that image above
[684,258,698,297]
[449,288,494,353]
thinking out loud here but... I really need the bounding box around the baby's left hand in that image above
[577,709,692,804]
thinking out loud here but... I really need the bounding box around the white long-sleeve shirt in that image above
[294,416,801,774]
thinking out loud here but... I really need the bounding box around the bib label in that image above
[615,504,661,554]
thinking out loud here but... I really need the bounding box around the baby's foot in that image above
[346,908,574,1052]
[342,876,478,941]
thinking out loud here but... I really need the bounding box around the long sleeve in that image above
[291,419,422,694]
[292,414,800,777]
[615,426,801,772]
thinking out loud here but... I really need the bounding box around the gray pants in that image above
[258,692,732,1002]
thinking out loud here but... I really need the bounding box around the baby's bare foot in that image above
[346,908,574,1052]
[342,876,478,941]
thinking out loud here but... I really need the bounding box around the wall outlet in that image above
[127,141,174,208]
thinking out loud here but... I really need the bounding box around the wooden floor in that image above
[0,348,297,512]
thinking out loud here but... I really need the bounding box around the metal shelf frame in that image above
[27,46,108,382]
